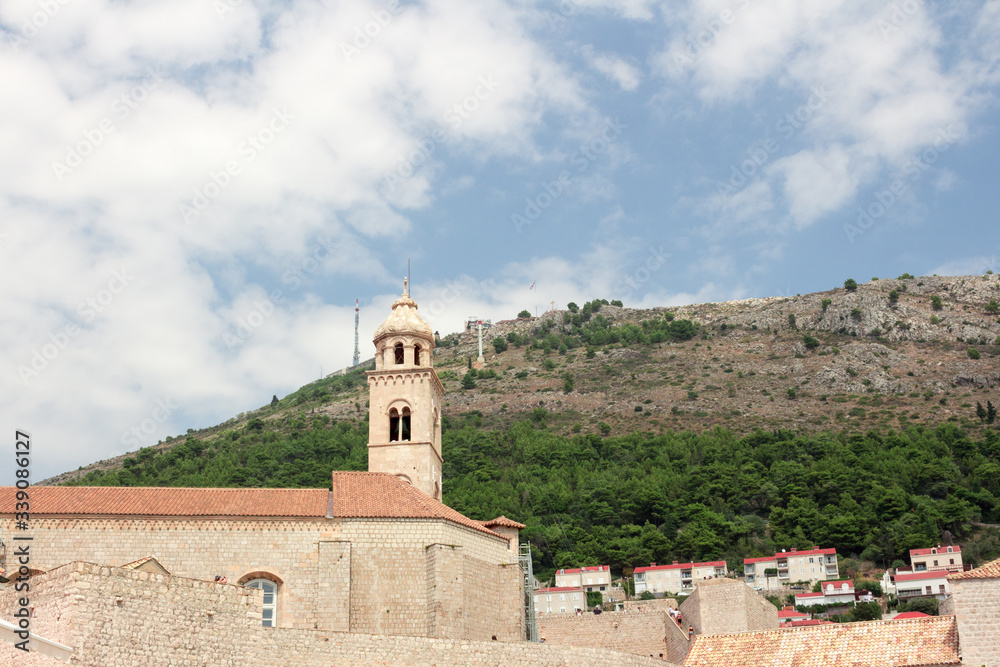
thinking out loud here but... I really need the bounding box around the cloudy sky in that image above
[2,0,999,481]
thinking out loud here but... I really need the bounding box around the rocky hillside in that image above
[44,274,1000,485]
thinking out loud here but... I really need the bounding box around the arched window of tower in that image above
[389,408,399,442]
[394,342,404,365]
[414,343,421,366]
[401,407,411,442]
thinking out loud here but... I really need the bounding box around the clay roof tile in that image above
[684,616,960,667]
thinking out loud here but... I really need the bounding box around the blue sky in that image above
[2,0,999,480]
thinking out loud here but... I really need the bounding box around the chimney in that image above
[650,563,656,567]
[791,548,797,553]
[673,561,679,565]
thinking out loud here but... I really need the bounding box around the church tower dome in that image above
[366,278,444,501]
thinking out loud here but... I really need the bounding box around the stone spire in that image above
[366,276,444,501]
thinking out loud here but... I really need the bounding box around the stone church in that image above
[0,281,526,641]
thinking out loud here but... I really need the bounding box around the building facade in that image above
[743,547,839,590]
[534,586,586,614]
[554,565,611,592]
[0,280,525,642]
[894,571,952,600]
[910,545,963,573]
[633,561,727,596]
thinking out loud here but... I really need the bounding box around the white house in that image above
[909,545,963,574]
[744,547,839,591]
[533,586,586,614]
[633,560,727,596]
[894,571,951,601]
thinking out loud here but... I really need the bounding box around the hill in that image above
[43,274,1000,580]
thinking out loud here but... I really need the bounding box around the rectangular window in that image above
[939,585,945,593]
[600,586,606,591]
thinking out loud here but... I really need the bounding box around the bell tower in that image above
[366,278,444,501]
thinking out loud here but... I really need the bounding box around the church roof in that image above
[0,486,330,517]
[1,473,504,538]
[684,615,960,667]
[328,472,501,537]
[479,515,526,529]
[373,280,434,342]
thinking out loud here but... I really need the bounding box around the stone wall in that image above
[537,608,678,662]
[623,598,679,613]
[945,576,1000,667]
[1,563,665,667]
[681,578,778,636]
[0,514,518,640]
[663,611,693,665]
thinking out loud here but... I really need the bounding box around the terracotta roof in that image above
[684,616,960,667]
[635,561,725,573]
[777,610,810,619]
[0,473,503,538]
[894,612,931,619]
[745,548,836,564]
[556,565,609,574]
[535,586,584,593]
[910,545,960,556]
[774,548,837,558]
[949,556,1000,581]
[480,515,526,529]
[0,486,329,517]
[895,571,950,582]
[327,472,500,537]
[794,592,824,599]
[785,619,833,627]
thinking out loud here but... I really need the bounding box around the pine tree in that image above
[976,402,987,423]
[988,401,997,425]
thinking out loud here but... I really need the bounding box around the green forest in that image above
[67,408,1000,582]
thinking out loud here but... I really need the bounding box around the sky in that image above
[2,0,999,481]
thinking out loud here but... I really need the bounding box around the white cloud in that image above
[769,145,860,229]
[581,45,643,91]
[929,256,999,277]
[654,0,990,229]
[0,0,596,480]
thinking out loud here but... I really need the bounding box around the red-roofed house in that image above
[777,608,810,625]
[743,547,839,590]
[634,560,728,595]
[894,571,952,600]
[910,544,963,573]
[555,565,612,592]
[0,283,526,643]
